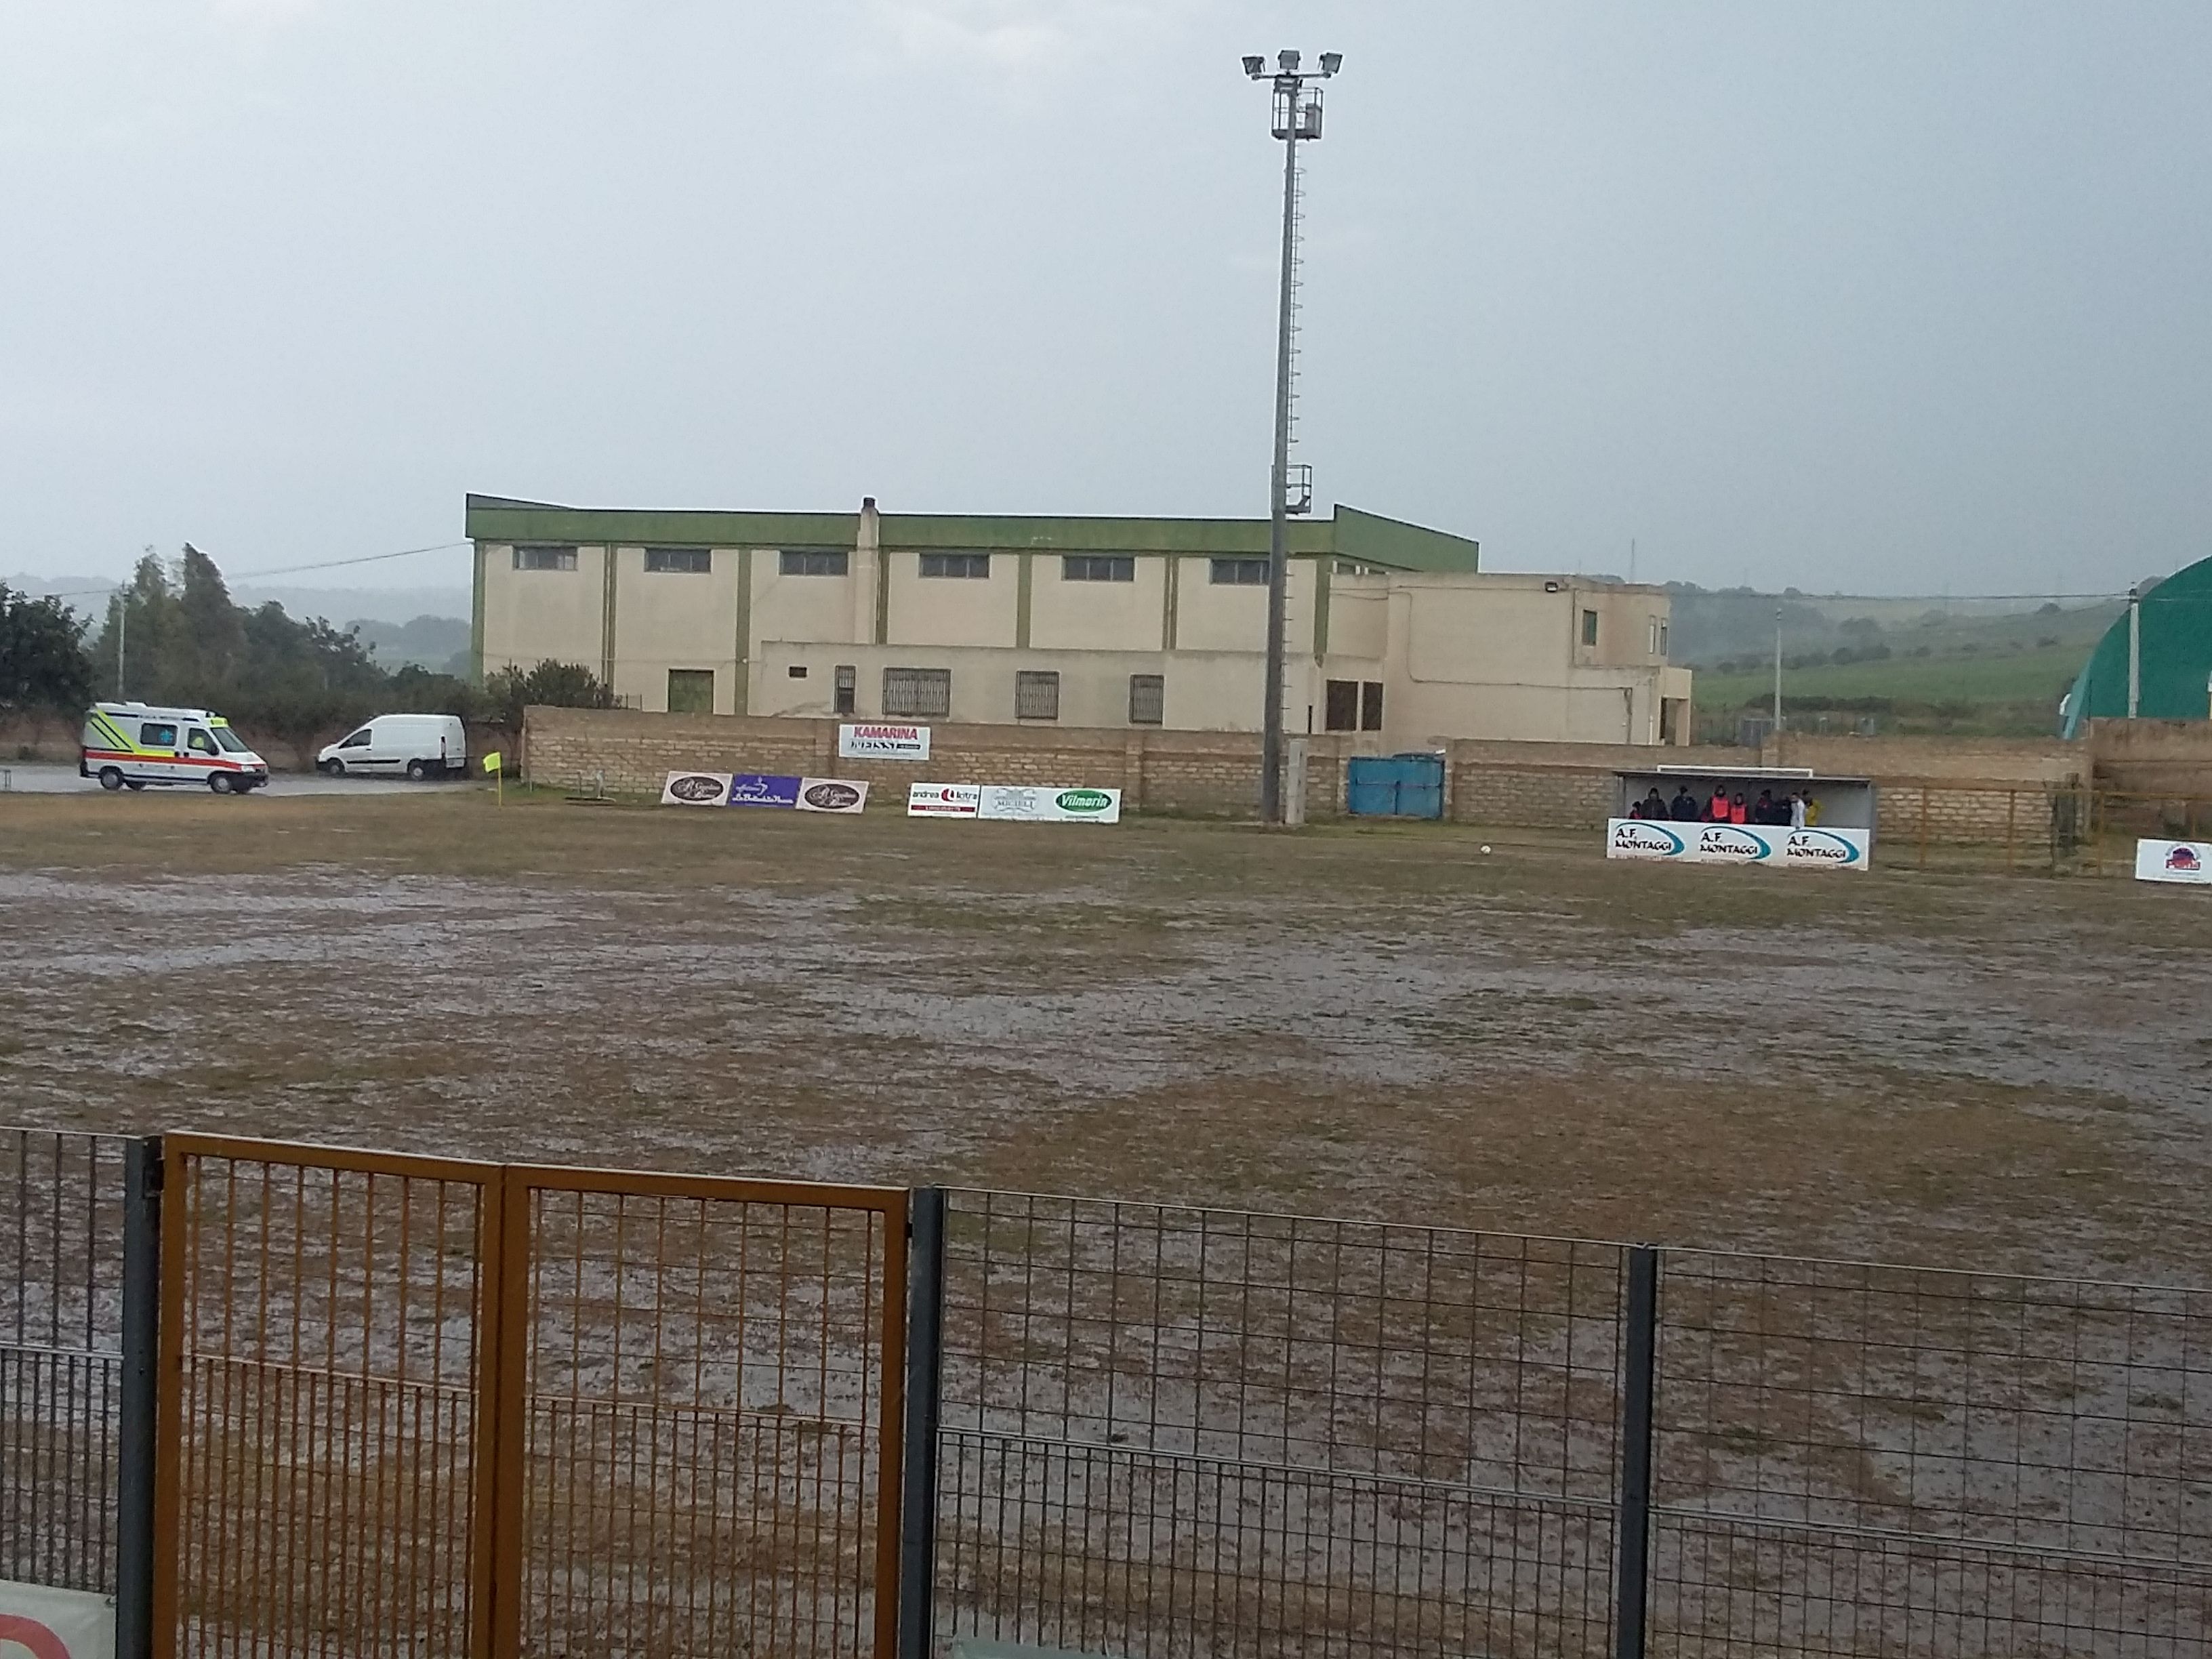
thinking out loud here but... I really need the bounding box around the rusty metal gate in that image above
[150,1137,905,1659]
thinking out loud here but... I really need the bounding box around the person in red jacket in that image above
[1706,785,1730,821]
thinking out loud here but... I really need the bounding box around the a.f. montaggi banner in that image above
[1605,817,1870,871]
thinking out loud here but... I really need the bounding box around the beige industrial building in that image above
[468,495,1694,747]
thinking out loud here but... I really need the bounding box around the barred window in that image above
[645,548,712,574]
[1324,680,1358,732]
[920,553,991,579]
[882,667,951,718]
[1360,681,1385,732]
[513,545,577,571]
[780,549,849,577]
[1128,674,1164,726]
[1064,556,1134,583]
[834,665,856,716]
[1210,557,1269,585]
[1015,670,1060,721]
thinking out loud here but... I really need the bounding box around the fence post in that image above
[117,1136,161,1659]
[897,1187,947,1659]
[1614,1244,1660,1659]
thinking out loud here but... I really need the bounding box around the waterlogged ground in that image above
[3,788,2209,1280]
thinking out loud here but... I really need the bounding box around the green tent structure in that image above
[2060,555,2212,737]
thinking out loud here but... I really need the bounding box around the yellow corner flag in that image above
[483,750,504,804]
[482,751,502,773]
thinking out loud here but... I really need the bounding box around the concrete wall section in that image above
[479,543,607,677]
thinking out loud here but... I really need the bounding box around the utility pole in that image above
[1771,605,1783,736]
[2127,583,2142,718]
[1244,49,1339,823]
[117,594,127,700]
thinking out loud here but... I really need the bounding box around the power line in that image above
[30,539,469,602]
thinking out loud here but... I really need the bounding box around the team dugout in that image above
[1612,767,1877,831]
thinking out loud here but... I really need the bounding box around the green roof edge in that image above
[464,495,1479,573]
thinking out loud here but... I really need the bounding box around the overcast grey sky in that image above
[5,1,2209,598]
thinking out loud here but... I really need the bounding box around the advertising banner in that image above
[837,724,930,761]
[660,771,732,806]
[2135,838,2212,884]
[1605,819,1869,870]
[0,1580,115,1659]
[907,783,981,818]
[978,786,1123,825]
[726,774,802,808]
[796,778,868,814]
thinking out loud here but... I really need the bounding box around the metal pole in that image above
[895,1187,947,1659]
[117,1136,162,1659]
[117,597,127,701]
[2127,585,2142,718]
[1614,1245,1659,1659]
[1771,605,1782,736]
[1261,88,1299,825]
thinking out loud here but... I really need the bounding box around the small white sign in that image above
[838,724,930,761]
[659,771,732,806]
[0,1579,115,1659]
[794,778,868,815]
[978,786,1123,825]
[2136,838,2212,884]
[907,783,981,818]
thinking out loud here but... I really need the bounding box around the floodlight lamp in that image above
[1242,54,1267,78]
[1319,52,1343,76]
[1277,49,1300,74]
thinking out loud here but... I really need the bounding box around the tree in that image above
[0,585,95,713]
[482,661,615,729]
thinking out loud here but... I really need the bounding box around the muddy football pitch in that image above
[3,787,2207,1282]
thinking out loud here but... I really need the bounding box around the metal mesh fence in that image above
[932,1190,1629,1658]
[1647,1250,2212,1658]
[513,1174,903,1659]
[0,1129,131,1593]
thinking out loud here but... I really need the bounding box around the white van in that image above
[318,714,468,780]
[80,703,271,794]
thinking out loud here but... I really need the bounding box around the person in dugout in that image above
[1731,792,1750,823]
[1706,784,1731,821]
[1671,785,1701,821]
[1641,787,1668,820]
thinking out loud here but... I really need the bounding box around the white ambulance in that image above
[79,703,272,794]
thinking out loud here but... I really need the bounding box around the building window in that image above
[644,547,712,574]
[1581,609,1599,647]
[883,667,951,718]
[1658,619,1670,656]
[667,669,715,714]
[779,549,849,577]
[919,552,991,579]
[1647,617,1660,655]
[1064,556,1134,583]
[1128,674,1164,726]
[834,665,856,715]
[1360,682,1385,732]
[1324,680,1358,732]
[1015,670,1060,721]
[787,665,808,678]
[1210,558,1268,586]
[513,545,577,571]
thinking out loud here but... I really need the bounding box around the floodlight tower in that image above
[1245,49,1340,824]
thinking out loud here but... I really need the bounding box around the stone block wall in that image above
[523,707,1351,818]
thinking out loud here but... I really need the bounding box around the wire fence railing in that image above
[3,1138,2208,1659]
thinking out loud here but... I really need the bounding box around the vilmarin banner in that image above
[0,1580,115,1659]
[2135,838,2212,884]
[837,724,930,761]
[660,771,731,806]
[977,786,1124,825]
[726,774,802,808]
[1605,819,1869,871]
[907,783,981,818]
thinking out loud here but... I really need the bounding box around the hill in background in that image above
[1669,586,2121,738]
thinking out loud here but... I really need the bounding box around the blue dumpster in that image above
[1346,752,1445,819]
